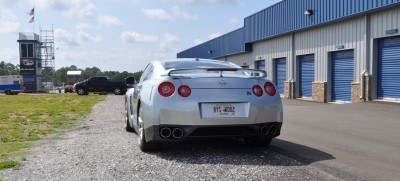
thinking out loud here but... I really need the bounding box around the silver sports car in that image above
[125,59,283,152]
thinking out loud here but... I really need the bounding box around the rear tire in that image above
[245,137,272,147]
[114,88,122,95]
[77,88,86,95]
[137,105,160,152]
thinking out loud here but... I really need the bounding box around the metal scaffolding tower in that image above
[40,26,55,88]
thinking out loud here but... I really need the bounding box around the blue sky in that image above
[0,0,280,72]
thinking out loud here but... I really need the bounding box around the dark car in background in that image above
[73,76,128,95]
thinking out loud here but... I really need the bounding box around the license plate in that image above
[212,104,236,117]
[201,103,247,118]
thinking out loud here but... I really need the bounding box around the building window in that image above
[20,43,34,58]
[255,60,265,70]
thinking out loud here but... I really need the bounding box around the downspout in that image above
[361,14,371,100]
[360,70,367,100]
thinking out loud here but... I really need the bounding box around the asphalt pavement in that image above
[275,99,400,181]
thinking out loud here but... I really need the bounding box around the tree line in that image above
[0,61,143,86]
[0,61,20,75]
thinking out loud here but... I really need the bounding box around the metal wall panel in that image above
[369,6,400,99]
[295,16,366,82]
[178,0,400,60]
[275,58,287,95]
[371,7,400,39]
[299,55,314,98]
[219,53,255,69]
[378,36,400,99]
[332,50,354,102]
[177,28,246,59]
[244,0,400,43]
[253,34,292,81]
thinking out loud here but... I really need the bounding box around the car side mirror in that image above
[125,77,136,88]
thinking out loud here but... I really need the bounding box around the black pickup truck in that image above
[74,76,128,95]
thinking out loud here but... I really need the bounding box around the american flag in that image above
[29,16,34,23]
[27,8,34,16]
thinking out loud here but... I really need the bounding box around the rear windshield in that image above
[163,60,240,70]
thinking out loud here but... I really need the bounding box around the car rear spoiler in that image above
[163,68,267,78]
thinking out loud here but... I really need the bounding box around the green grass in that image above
[0,161,21,170]
[0,94,105,170]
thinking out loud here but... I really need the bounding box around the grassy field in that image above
[0,94,105,170]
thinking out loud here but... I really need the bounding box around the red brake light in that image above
[252,85,263,97]
[264,82,276,96]
[158,82,175,97]
[178,85,191,97]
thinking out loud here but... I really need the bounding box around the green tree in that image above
[132,70,143,82]
[0,61,19,76]
[54,65,80,86]
[82,67,103,79]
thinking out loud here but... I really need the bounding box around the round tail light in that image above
[158,82,175,97]
[252,85,263,97]
[264,82,276,96]
[178,85,191,97]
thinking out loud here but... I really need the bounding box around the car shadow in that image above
[269,139,335,165]
[149,138,335,167]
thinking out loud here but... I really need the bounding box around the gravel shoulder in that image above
[1,95,340,181]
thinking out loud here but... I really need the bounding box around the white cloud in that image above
[194,38,204,45]
[77,31,103,42]
[142,8,172,21]
[0,21,20,34]
[55,28,103,47]
[163,33,180,43]
[33,0,96,18]
[0,8,20,34]
[56,47,157,72]
[229,18,240,24]
[0,48,17,62]
[121,31,159,43]
[75,23,94,30]
[193,32,222,45]
[163,0,238,4]
[172,6,198,20]
[98,15,124,27]
[159,33,180,53]
[208,32,222,39]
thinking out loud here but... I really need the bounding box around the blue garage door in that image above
[275,58,286,95]
[378,36,400,99]
[299,55,314,98]
[332,50,354,102]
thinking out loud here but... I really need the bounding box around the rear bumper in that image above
[144,122,282,142]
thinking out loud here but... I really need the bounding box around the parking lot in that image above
[276,99,400,180]
[1,95,399,180]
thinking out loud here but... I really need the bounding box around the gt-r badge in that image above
[247,91,252,95]
[218,80,227,86]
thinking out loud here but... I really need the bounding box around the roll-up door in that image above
[299,55,314,98]
[378,36,400,99]
[275,58,286,95]
[332,50,354,102]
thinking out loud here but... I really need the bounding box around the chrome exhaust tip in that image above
[172,128,184,139]
[268,125,277,135]
[260,126,269,136]
[160,127,172,138]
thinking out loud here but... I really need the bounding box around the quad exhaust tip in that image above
[172,128,184,139]
[260,125,278,136]
[160,127,184,139]
[160,127,172,138]
[268,125,277,135]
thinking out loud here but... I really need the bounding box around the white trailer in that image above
[0,75,22,95]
